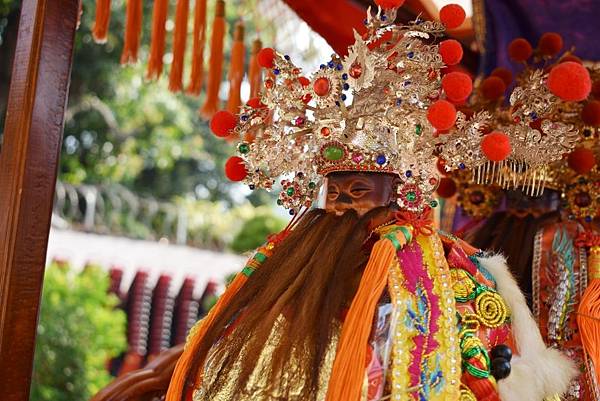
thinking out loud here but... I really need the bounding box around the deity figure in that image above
[165,3,579,400]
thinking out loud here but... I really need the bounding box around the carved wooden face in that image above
[325,172,399,216]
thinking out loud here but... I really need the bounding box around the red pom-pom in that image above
[246,97,266,108]
[592,81,600,99]
[440,4,465,29]
[436,177,457,198]
[257,47,275,68]
[538,32,563,56]
[439,39,463,66]
[427,100,457,131]
[547,61,592,101]
[560,54,582,64]
[568,147,597,175]
[375,0,405,9]
[298,76,310,87]
[480,76,507,100]
[491,67,513,86]
[481,131,511,162]
[582,100,600,126]
[224,156,248,181]
[442,72,473,102]
[210,110,237,138]
[508,38,532,62]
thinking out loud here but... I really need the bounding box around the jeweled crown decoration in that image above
[439,37,595,196]
[210,4,592,213]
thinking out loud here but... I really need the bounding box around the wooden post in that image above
[0,0,79,399]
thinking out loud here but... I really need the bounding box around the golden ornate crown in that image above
[210,6,592,214]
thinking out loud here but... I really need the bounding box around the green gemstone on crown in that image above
[286,187,295,196]
[308,182,316,189]
[415,124,422,135]
[238,143,250,154]
[406,191,417,202]
[324,146,344,161]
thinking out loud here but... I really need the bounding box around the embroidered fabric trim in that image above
[382,234,460,401]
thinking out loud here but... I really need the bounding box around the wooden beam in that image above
[0,0,79,399]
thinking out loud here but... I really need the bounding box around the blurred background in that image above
[0,0,332,399]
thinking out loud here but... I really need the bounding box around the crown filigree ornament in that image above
[438,37,594,197]
[210,7,591,214]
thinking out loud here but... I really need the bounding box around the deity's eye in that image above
[327,185,340,200]
[349,181,373,197]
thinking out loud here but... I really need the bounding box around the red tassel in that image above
[146,0,169,80]
[92,0,111,43]
[121,0,143,64]
[199,0,226,120]
[226,22,245,114]
[186,0,207,95]
[169,0,191,92]
[248,38,262,99]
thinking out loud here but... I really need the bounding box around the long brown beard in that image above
[188,207,391,400]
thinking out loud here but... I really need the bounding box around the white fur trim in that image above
[476,254,578,401]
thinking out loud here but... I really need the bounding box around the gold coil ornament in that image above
[459,387,478,401]
[474,291,510,328]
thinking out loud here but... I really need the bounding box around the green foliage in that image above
[30,263,127,401]
[230,212,287,254]
[182,200,284,250]
[60,0,238,203]
[0,0,17,18]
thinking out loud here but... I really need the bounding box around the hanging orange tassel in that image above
[146,0,169,80]
[186,0,208,95]
[121,0,143,64]
[577,245,600,384]
[92,0,112,43]
[248,38,263,99]
[169,0,191,92]
[226,22,245,114]
[199,0,226,120]
[325,234,402,401]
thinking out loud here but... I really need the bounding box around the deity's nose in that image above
[337,193,353,204]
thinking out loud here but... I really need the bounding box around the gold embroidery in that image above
[193,317,338,401]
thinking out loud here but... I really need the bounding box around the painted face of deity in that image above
[325,172,399,216]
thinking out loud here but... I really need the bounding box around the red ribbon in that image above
[394,208,435,236]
